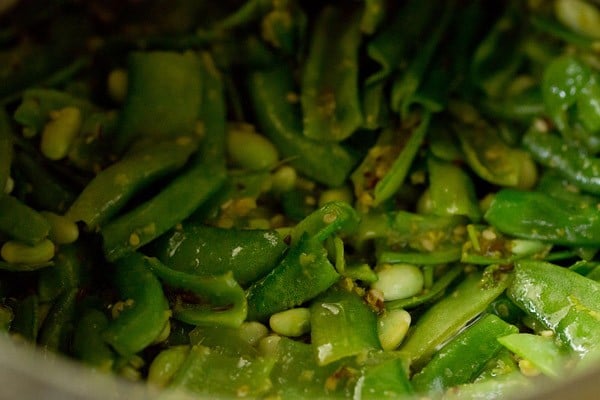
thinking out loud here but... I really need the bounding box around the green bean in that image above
[290,200,360,245]
[0,193,50,244]
[101,161,226,261]
[469,3,526,97]
[38,243,87,302]
[151,224,286,287]
[13,151,76,213]
[450,102,537,189]
[372,110,431,206]
[246,234,339,321]
[10,294,39,342]
[399,270,508,369]
[170,344,275,398]
[390,1,453,117]
[523,124,600,195]
[427,155,481,221]
[103,253,170,356]
[507,259,600,359]
[115,51,203,152]
[66,138,198,230]
[247,56,358,187]
[38,288,77,352]
[144,256,247,328]
[300,4,363,142]
[485,189,600,246]
[72,309,116,372]
[412,314,518,394]
[310,285,380,366]
[497,333,566,378]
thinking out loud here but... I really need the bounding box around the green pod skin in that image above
[484,189,600,246]
[0,107,13,191]
[523,127,600,195]
[372,110,431,206]
[412,314,518,394]
[0,193,50,244]
[427,156,481,222]
[357,356,414,399]
[11,294,39,342]
[145,256,247,328]
[38,288,77,353]
[13,151,76,214]
[378,247,462,266]
[290,200,360,245]
[357,210,466,253]
[365,0,435,85]
[66,138,197,230]
[451,109,535,188]
[399,270,508,370]
[247,61,357,187]
[38,243,87,302]
[268,337,348,398]
[115,51,202,152]
[189,325,259,358]
[246,234,339,321]
[469,3,526,97]
[541,56,591,133]
[72,309,116,372]
[103,252,170,356]
[507,260,600,358]
[101,161,226,261]
[301,4,363,142]
[310,286,381,366]
[152,225,287,287]
[101,53,226,262]
[497,333,566,378]
[390,2,453,117]
[170,344,275,398]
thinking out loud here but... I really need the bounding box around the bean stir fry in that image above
[1,0,600,398]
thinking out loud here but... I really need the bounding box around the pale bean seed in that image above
[371,263,424,301]
[1,239,55,264]
[227,127,279,171]
[271,165,297,193]
[377,308,411,351]
[318,186,353,207]
[107,68,128,103]
[269,307,311,337]
[40,107,82,160]
[239,321,269,346]
[41,211,79,244]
